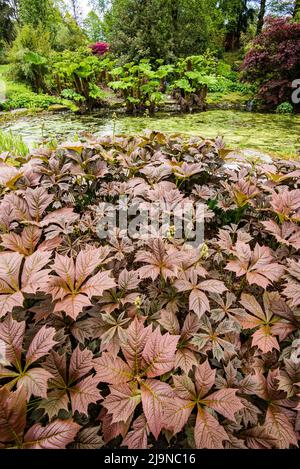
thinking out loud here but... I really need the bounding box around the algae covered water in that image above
[2,109,300,158]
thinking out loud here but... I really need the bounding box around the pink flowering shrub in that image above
[90,42,109,56]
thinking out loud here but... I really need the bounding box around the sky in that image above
[78,0,92,17]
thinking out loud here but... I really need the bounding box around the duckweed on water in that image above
[2,110,300,159]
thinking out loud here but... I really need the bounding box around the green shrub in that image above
[60,88,85,103]
[175,53,217,76]
[1,90,72,111]
[8,24,51,92]
[52,14,88,52]
[216,60,232,77]
[8,48,255,114]
[49,48,114,108]
[108,60,169,113]
[276,102,294,114]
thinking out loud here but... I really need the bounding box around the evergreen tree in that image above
[267,0,294,16]
[220,0,255,50]
[84,11,104,41]
[294,0,300,20]
[256,0,267,34]
[104,0,222,62]
[89,0,111,16]
[19,0,52,27]
[0,0,15,42]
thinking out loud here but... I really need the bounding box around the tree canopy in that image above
[103,0,223,62]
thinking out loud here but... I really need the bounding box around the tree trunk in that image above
[70,0,79,25]
[225,31,240,51]
[256,0,266,35]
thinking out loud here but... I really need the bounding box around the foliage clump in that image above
[242,17,300,110]
[0,131,299,449]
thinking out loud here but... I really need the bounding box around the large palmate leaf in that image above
[95,322,180,439]
[224,178,259,208]
[261,220,300,250]
[0,251,51,319]
[0,386,27,446]
[1,226,42,256]
[0,319,57,400]
[97,321,180,384]
[269,188,300,223]
[45,249,116,320]
[174,270,226,318]
[282,259,300,308]
[2,187,53,223]
[165,361,243,448]
[135,238,184,281]
[23,420,80,449]
[237,292,295,353]
[40,347,102,418]
[70,426,104,449]
[191,315,238,360]
[96,312,132,355]
[141,327,180,377]
[141,379,174,439]
[172,162,205,179]
[216,227,252,256]
[122,415,149,449]
[210,292,243,322]
[195,407,229,449]
[103,383,141,424]
[226,242,284,289]
[121,318,152,373]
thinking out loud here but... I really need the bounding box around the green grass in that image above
[0,128,29,157]
[223,51,244,68]
[207,90,253,106]
[0,64,76,112]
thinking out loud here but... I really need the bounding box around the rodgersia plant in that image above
[0,131,299,449]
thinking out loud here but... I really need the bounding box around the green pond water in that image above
[2,110,300,159]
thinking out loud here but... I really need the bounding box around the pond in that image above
[2,109,300,159]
